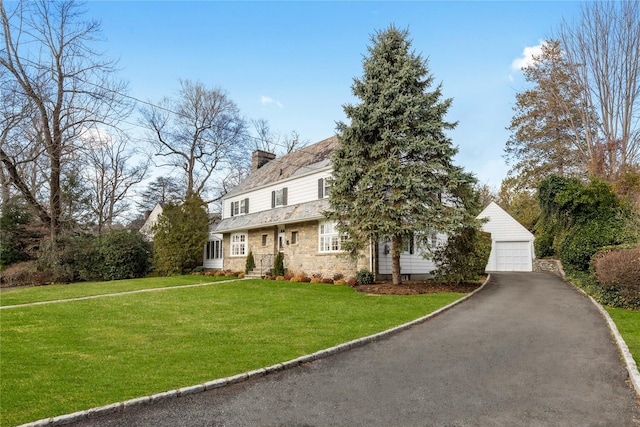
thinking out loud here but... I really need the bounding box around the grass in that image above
[606,307,640,366]
[0,278,466,426]
[0,275,234,307]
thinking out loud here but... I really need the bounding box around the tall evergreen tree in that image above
[505,40,591,190]
[152,192,209,275]
[328,26,476,285]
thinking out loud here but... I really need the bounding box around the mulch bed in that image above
[353,279,485,295]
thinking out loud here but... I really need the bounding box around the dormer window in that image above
[271,187,288,208]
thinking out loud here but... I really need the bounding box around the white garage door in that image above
[495,241,532,272]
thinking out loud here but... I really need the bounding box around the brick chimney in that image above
[252,150,276,171]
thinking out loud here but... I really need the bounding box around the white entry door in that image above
[495,241,532,272]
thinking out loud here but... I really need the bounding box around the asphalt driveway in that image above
[70,272,640,426]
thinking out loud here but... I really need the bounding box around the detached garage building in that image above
[477,202,535,272]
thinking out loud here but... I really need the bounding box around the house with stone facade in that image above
[208,135,445,280]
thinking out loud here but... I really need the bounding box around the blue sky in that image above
[85,1,584,189]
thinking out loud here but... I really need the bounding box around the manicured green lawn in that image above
[0,278,465,426]
[0,275,234,307]
[606,307,640,366]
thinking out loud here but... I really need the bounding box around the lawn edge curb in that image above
[15,276,490,427]
[569,282,640,398]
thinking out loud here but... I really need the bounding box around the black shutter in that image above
[244,198,249,214]
[318,178,324,199]
[283,187,288,206]
[230,202,234,217]
[271,191,275,208]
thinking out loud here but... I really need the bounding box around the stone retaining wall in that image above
[533,258,565,278]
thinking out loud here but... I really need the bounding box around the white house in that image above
[208,136,445,279]
[139,203,163,241]
[477,201,535,272]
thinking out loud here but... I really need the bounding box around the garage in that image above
[495,241,532,272]
[477,202,535,272]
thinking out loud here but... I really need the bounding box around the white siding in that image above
[223,170,331,219]
[477,202,535,272]
[377,235,444,278]
[203,234,223,269]
[478,202,535,242]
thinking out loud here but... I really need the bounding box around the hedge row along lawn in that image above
[606,307,640,366]
[0,278,466,427]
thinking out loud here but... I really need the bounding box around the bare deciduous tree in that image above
[141,79,247,203]
[250,118,309,155]
[84,133,149,235]
[559,0,640,180]
[1,0,131,241]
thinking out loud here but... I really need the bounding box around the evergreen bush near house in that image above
[273,252,285,277]
[245,250,256,274]
[97,230,151,281]
[355,269,374,285]
[432,229,491,284]
[153,192,209,275]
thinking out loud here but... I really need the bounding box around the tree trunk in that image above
[391,235,402,286]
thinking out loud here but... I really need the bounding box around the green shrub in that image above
[273,252,285,277]
[245,250,256,274]
[355,269,374,285]
[432,228,491,284]
[593,246,640,310]
[534,233,554,258]
[97,230,151,281]
[36,234,96,283]
[558,216,625,272]
[0,200,42,268]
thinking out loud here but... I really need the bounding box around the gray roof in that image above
[226,136,338,197]
[214,199,329,233]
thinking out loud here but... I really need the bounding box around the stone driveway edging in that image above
[551,263,640,398]
[15,276,491,427]
[571,284,640,397]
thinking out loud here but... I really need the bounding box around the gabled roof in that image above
[225,135,338,198]
[477,201,534,241]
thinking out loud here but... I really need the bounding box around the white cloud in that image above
[511,41,546,71]
[260,95,284,109]
[80,126,114,149]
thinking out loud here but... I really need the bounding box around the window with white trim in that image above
[318,221,346,252]
[205,239,223,260]
[230,233,247,256]
[271,188,288,208]
[318,178,331,198]
[230,198,249,217]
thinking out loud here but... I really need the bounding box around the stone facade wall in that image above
[222,220,371,279]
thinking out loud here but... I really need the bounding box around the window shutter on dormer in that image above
[318,178,324,199]
[283,187,288,206]
[230,202,234,217]
[244,198,249,214]
[271,191,275,208]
